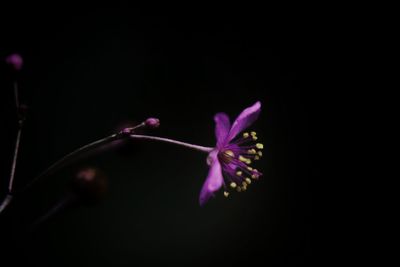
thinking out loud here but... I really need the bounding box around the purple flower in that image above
[125,103,263,206]
[199,101,263,206]
[5,53,23,71]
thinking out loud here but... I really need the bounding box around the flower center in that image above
[219,131,264,198]
[219,149,235,164]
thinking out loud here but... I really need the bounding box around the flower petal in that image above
[227,101,261,141]
[199,152,224,206]
[214,112,231,147]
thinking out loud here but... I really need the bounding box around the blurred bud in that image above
[71,167,108,204]
[5,53,23,71]
[145,117,160,128]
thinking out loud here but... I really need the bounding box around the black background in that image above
[0,7,322,266]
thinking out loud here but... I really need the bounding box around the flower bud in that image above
[5,53,23,71]
[145,117,160,128]
[71,167,108,204]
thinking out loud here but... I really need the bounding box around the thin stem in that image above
[0,195,13,213]
[9,81,23,192]
[120,122,146,133]
[0,128,213,214]
[0,81,25,214]
[16,123,147,195]
[129,134,214,153]
[19,133,120,195]
[30,193,77,229]
[8,126,22,192]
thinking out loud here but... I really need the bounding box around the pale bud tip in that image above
[145,117,160,128]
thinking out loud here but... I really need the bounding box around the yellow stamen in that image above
[252,136,258,141]
[230,182,237,188]
[247,166,253,171]
[256,143,264,149]
[250,131,257,136]
[224,191,229,197]
[245,178,252,184]
[239,155,248,163]
[236,171,242,176]
[258,151,263,156]
[254,155,260,160]
[248,149,257,154]
[243,132,249,138]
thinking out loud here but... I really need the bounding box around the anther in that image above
[243,132,249,138]
[251,131,257,136]
[247,166,253,171]
[230,182,237,188]
[256,143,264,149]
[225,150,235,158]
[258,151,263,156]
[224,191,230,197]
[236,171,243,176]
[245,178,252,184]
[254,155,260,160]
[239,156,248,163]
[248,149,257,154]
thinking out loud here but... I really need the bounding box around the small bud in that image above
[145,117,160,128]
[5,53,23,71]
[71,167,108,204]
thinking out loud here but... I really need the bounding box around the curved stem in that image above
[0,130,212,215]
[8,125,22,192]
[30,193,77,229]
[20,133,120,194]
[0,81,25,214]
[129,134,214,153]
[0,195,13,213]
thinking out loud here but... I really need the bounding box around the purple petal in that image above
[227,101,261,141]
[199,152,224,206]
[214,112,231,147]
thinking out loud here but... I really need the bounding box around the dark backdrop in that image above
[0,7,318,266]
